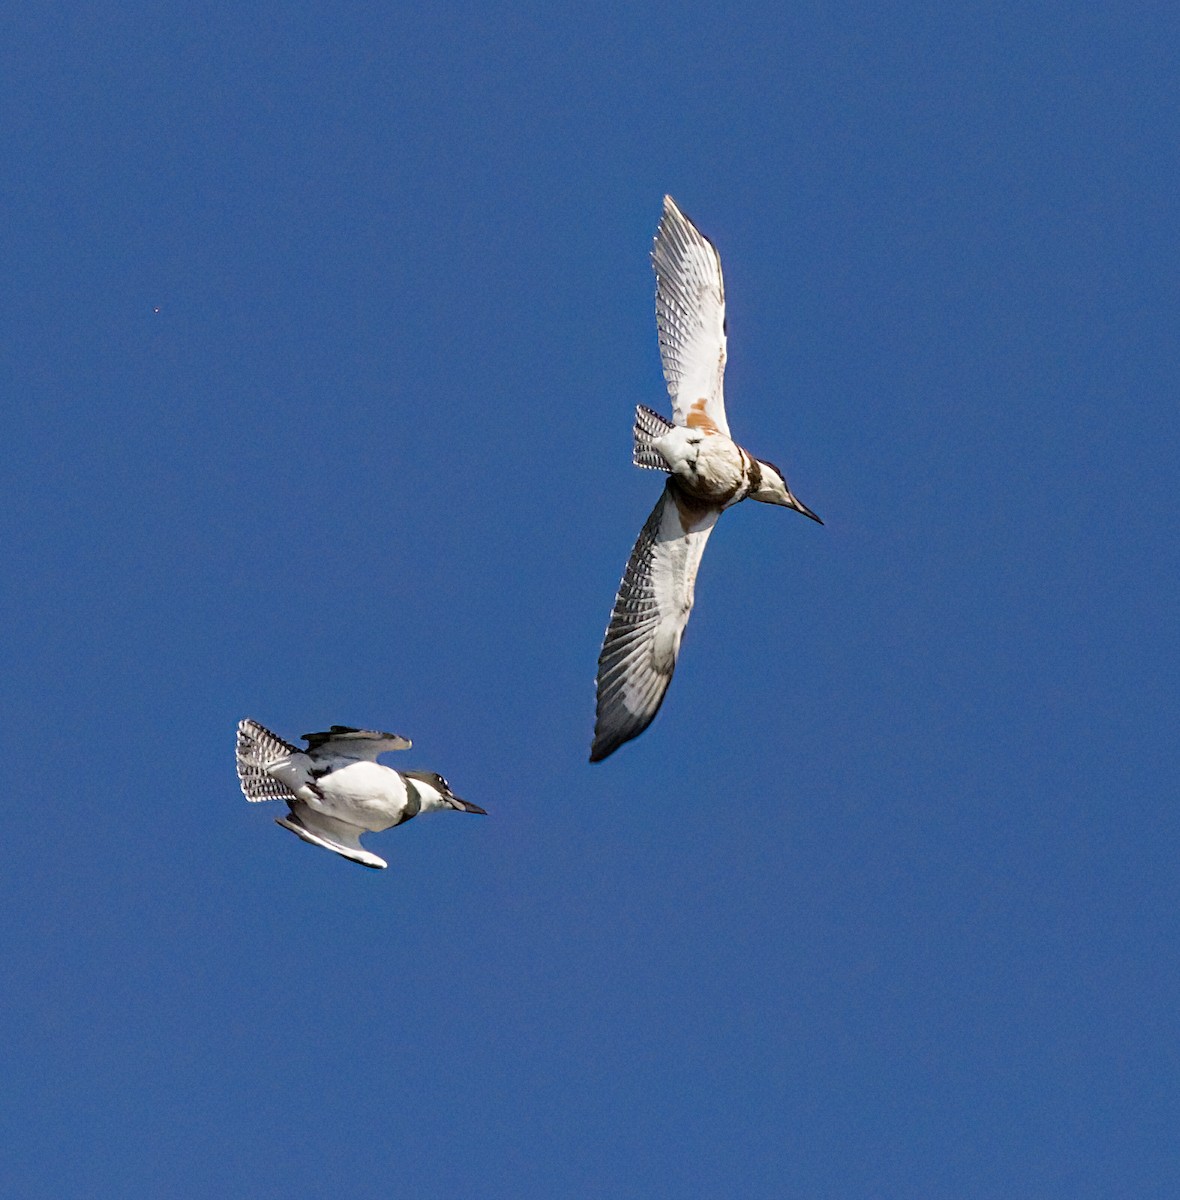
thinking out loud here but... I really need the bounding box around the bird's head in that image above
[751,459,823,523]
[402,771,488,816]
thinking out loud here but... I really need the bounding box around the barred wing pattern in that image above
[652,195,730,437]
[591,484,720,761]
[236,718,299,803]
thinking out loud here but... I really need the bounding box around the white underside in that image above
[268,755,414,832]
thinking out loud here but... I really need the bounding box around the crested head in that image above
[751,458,823,523]
[401,770,487,816]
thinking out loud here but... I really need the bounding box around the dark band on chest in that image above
[745,454,762,494]
[398,779,423,825]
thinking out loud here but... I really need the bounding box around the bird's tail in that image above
[236,718,299,803]
[633,406,674,472]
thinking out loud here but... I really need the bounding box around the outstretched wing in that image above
[236,718,299,803]
[277,803,388,870]
[591,483,721,761]
[301,725,412,760]
[652,195,730,437]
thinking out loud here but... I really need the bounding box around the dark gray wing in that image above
[301,726,412,759]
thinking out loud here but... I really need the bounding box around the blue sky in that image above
[3,1,1178,1195]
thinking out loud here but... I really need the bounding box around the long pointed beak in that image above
[450,797,488,815]
[786,491,823,524]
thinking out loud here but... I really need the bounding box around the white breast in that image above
[268,756,411,833]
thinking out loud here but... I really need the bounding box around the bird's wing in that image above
[652,195,730,437]
[236,718,299,803]
[277,802,387,869]
[591,483,721,761]
[301,725,412,760]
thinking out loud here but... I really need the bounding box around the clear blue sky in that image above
[3,2,1178,1196]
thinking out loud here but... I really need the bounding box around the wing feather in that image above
[591,484,720,761]
[652,196,730,437]
[277,802,387,869]
[302,726,412,759]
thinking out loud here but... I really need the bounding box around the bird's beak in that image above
[785,491,823,524]
[450,797,488,815]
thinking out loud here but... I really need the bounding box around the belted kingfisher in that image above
[235,719,485,869]
[591,196,823,762]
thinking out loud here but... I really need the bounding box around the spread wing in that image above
[301,726,412,760]
[652,195,730,437]
[591,483,721,761]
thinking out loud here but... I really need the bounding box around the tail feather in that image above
[633,406,674,472]
[236,718,299,803]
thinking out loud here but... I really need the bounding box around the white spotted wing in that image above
[591,484,720,761]
[652,195,730,437]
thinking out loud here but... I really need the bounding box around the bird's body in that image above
[236,719,485,869]
[653,424,748,504]
[591,196,822,763]
[649,420,782,508]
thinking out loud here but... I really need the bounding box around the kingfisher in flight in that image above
[236,719,485,869]
[590,196,823,762]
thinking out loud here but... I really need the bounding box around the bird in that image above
[235,718,486,869]
[590,195,823,762]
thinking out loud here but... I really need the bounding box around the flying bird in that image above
[591,196,823,762]
[236,719,485,869]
